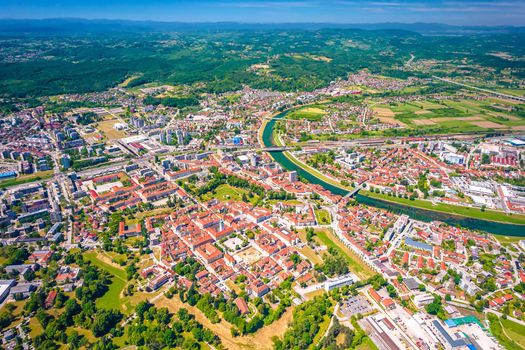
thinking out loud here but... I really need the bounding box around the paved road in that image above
[433,76,525,102]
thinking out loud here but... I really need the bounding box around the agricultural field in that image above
[373,97,525,133]
[500,317,525,349]
[488,313,525,350]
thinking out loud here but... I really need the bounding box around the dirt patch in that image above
[234,246,264,265]
[488,112,520,121]
[511,125,525,131]
[412,119,436,126]
[378,117,408,127]
[373,107,395,117]
[373,107,408,126]
[154,295,293,350]
[469,120,507,128]
[430,116,482,122]
[414,110,432,115]
[96,119,128,140]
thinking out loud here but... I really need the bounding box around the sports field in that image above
[288,106,327,121]
[0,170,54,189]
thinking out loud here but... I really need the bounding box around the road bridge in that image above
[343,183,366,199]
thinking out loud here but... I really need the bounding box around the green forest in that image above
[1,28,524,97]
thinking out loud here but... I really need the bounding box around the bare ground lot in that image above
[96,119,128,139]
[412,119,436,125]
[469,120,506,128]
[373,107,408,127]
[430,116,483,122]
[234,246,264,265]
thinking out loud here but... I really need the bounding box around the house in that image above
[148,274,170,291]
[248,279,270,297]
[28,250,54,266]
[235,297,250,315]
[381,298,396,310]
[118,222,142,237]
[369,287,382,304]
[9,282,37,299]
[195,243,224,264]
[45,290,57,309]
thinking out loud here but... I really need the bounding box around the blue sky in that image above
[2,0,524,25]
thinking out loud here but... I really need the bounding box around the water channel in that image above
[261,109,525,236]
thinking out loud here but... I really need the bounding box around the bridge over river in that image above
[260,107,525,237]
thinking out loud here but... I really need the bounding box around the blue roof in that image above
[0,171,17,179]
[445,319,457,327]
[432,320,469,348]
[405,237,432,252]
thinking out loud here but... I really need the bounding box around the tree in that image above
[91,309,122,337]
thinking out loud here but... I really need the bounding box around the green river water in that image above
[262,109,525,236]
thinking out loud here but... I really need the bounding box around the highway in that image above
[433,76,525,102]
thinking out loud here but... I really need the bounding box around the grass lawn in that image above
[314,228,375,279]
[29,317,44,339]
[84,251,127,311]
[288,106,326,121]
[315,209,332,225]
[493,235,524,246]
[488,313,525,350]
[501,318,525,349]
[297,246,323,265]
[95,119,127,140]
[283,150,350,191]
[0,170,54,189]
[202,184,259,205]
[361,190,525,225]
[154,295,293,350]
[355,338,380,350]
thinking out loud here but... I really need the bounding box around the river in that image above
[261,109,525,236]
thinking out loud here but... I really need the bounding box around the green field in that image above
[374,97,525,133]
[488,313,525,350]
[84,252,127,311]
[315,209,332,225]
[0,170,54,189]
[282,150,350,191]
[501,318,525,349]
[361,190,525,225]
[314,228,375,279]
[201,184,259,205]
[287,106,327,121]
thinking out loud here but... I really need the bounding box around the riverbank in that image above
[360,190,525,225]
[261,106,525,237]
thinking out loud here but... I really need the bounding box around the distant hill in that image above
[0,18,524,35]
